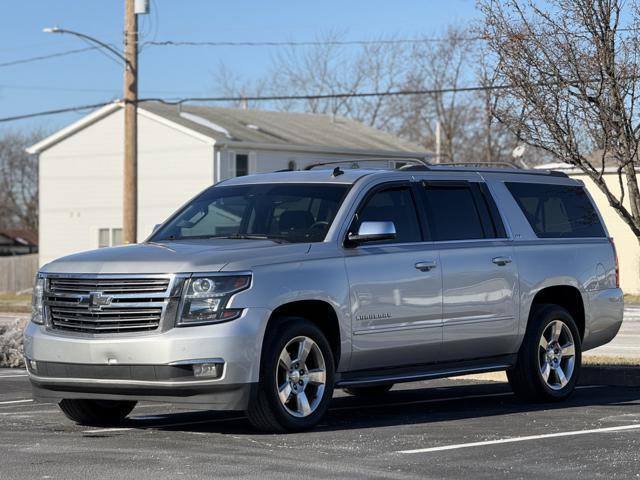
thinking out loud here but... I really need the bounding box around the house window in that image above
[98,228,124,248]
[112,228,123,246]
[98,229,110,248]
[235,154,249,177]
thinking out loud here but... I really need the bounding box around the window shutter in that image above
[249,152,258,174]
[225,151,236,178]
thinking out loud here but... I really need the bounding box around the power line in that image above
[143,37,483,48]
[139,84,511,105]
[0,46,99,68]
[0,101,114,123]
[4,72,639,124]
[0,84,503,123]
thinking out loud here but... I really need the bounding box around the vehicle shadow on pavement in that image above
[114,380,640,436]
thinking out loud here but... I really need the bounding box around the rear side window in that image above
[420,182,503,241]
[506,182,605,238]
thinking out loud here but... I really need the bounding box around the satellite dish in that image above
[512,144,526,159]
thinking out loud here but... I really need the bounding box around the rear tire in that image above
[246,317,335,432]
[58,399,137,426]
[507,304,581,402]
[343,384,393,397]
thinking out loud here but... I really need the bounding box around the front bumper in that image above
[23,308,271,410]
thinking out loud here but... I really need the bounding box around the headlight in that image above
[31,275,45,325]
[177,275,251,326]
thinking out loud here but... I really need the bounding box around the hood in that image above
[41,239,311,274]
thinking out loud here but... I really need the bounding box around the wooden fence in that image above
[0,254,39,293]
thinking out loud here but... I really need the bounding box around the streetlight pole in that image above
[44,0,146,244]
[123,0,138,244]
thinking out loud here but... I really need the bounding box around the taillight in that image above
[610,237,620,288]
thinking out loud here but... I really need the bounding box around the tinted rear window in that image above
[422,186,486,241]
[506,182,605,238]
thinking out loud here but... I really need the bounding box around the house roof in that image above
[27,101,427,156]
[0,229,38,246]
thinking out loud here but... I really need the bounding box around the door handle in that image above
[415,261,437,272]
[492,256,512,266]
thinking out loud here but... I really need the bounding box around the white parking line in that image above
[0,374,28,378]
[83,416,247,434]
[0,399,32,405]
[398,423,640,454]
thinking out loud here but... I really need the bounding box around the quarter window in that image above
[356,186,422,244]
[506,182,605,238]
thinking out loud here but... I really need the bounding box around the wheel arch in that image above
[266,300,343,368]
[527,285,586,340]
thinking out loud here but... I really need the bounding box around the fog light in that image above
[192,362,223,378]
[28,359,37,373]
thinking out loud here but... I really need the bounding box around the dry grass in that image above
[0,293,31,313]
[624,294,640,305]
[0,318,27,368]
[582,355,640,366]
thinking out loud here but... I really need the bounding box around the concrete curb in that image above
[579,365,640,387]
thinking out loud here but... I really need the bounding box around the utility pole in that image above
[123,0,138,244]
[43,0,148,244]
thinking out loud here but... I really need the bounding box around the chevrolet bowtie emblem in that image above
[80,291,113,311]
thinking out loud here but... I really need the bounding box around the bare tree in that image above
[480,0,640,238]
[0,130,41,232]
[214,28,523,165]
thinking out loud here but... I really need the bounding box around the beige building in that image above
[537,163,639,295]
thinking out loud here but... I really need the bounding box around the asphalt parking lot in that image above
[0,369,639,479]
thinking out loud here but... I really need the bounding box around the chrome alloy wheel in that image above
[538,320,576,390]
[276,336,327,418]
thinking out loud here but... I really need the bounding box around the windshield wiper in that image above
[210,234,291,243]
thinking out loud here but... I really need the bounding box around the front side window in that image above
[506,182,605,238]
[355,186,422,244]
[152,183,350,244]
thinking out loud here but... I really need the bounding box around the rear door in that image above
[417,179,519,361]
[344,182,443,370]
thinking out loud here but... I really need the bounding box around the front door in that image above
[345,184,443,370]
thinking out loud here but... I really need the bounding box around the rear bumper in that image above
[23,308,271,409]
[583,287,624,351]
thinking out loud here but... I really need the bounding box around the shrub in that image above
[0,319,27,368]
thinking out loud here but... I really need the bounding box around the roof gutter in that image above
[216,140,431,159]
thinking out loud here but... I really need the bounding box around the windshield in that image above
[151,183,350,243]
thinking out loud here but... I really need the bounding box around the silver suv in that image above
[25,162,624,432]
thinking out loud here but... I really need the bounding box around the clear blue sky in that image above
[0,0,480,134]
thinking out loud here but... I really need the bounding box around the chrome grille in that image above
[45,275,172,334]
[49,277,170,295]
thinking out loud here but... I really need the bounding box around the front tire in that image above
[507,304,581,402]
[58,399,137,426]
[246,317,335,432]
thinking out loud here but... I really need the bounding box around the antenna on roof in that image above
[332,166,344,177]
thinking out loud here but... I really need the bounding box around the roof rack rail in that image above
[439,161,521,169]
[304,156,431,171]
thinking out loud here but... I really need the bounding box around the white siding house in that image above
[28,102,426,266]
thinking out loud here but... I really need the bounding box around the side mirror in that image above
[347,221,396,245]
[152,224,161,234]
